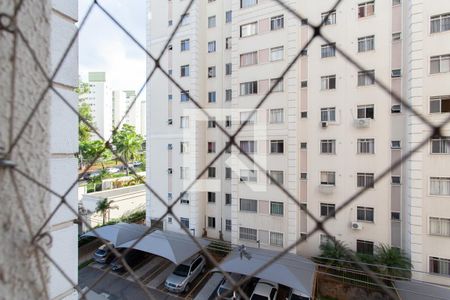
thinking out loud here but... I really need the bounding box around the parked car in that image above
[217,273,246,299]
[110,249,147,272]
[165,255,206,293]
[286,289,310,300]
[107,167,120,174]
[93,243,115,264]
[250,279,279,300]
[132,161,143,167]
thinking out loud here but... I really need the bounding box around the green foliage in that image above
[79,140,112,169]
[95,198,118,225]
[376,244,412,279]
[121,210,146,223]
[75,81,94,144]
[318,240,354,268]
[112,124,144,175]
[87,169,108,192]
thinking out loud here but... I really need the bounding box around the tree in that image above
[376,244,412,279]
[95,198,118,225]
[112,124,144,175]
[88,169,108,192]
[79,140,111,170]
[318,240,354,268]
[75,80,94,144]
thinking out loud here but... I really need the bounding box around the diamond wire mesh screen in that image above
[1,0,450,299]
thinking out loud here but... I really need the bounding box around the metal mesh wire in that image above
[2,0,450,299]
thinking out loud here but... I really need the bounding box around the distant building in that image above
[112,90,127,129]
[86,72,113,140]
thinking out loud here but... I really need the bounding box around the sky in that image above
[78,0,147,96]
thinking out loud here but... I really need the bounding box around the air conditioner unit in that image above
[321,121,328,128]
[351,222,363,230]
[354,118,370,128]
[167,168,173,174]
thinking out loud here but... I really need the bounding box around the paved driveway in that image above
[79,266,181,300]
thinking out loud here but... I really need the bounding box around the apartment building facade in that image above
[86,71,113,139]
[147,0,450,285]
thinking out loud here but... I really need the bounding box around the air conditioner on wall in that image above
[351,222,363,230]
[354,118,370,128]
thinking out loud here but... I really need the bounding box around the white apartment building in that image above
[112,90,127,128]
[86,71,113,139]
[113,89,144,135]
[146,0,450,285]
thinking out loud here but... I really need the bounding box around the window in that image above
[168,144,173,150]
[430,217,450,236]
[270,202,284,216]
[357,173,375,188]
[208,117,216,128]
[225,142,232,153]
[320,140,336,154]
[208,91,216,103]
[320,234,335,246]
[168,20,173,26]
[168,69,173,75]
[168,94,173,101]
[358,35,375,52]
[358,1,375,18]
[270,232,283,247]
[301,111,308,118]
[270,140,284,154]
[357,104,374,119]
[431,137,450,154]
[357,207,374,222]
[429,257,450,276]
[357,240,374,255]
[392,32,401,41]
[208,192,216,203]
[180,116,189,128]
[240,111,256,124]
[181,90,189,102]
[321,43,336,58]
[225,115,232,128]
[430,13,450,34]
[225,193,231,205]
[180,167,190,179]
[207,217,216,228]
[271,46,284,61]
[270,78,283,92]
[391,104,401,113]
[181,13,190,25]
[225,168,232,180]
[320,171,336,185]
[240,22,257,37]
[320,203,335,217]
[430,95,450,113]
[240,51,258,67]
[430,55,450,74]
[240,0,257,9]
[225,219,232,231]
[208,167,216,178]
[430,177,450,196]
[270,171,284,185]
[168,118,173,125]
[300,49,308,56]
[208,41,216,53]
[208,66,216,78]
[391,140,401,149]
[180,217,190,228]
[300,173,307,180]
[240,198,257,212]
[208,16,216,28]
[181,39,190,51]
[225,63,232,75]
[225,37,231,49]
[167,217,172,224]
[271,15,284,30]
[270,108,284,123]
[301,80,308,88]
[208,142,216,153]
[180,192,190,204]
[225,11,232,23]
[240,140,257,153]
[321,75,336,90]
[301,18,308,25]
[320,107,336,122]
[392,0,401,5]
[240,169,257,182]
[391,212,400,221]
[357,138,375,154]
[239,227,257,241]
[225,89,232,101]
[358,70,375,86]
[240,81,258,95]
[300,142,307,149]
[321,10,336,25]
[392,176,401,185]
[180,142,189,153]
[180,65,189,77]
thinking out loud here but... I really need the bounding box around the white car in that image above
[217,273,245,299]
[250,279,279,300]
[107,167,120,174]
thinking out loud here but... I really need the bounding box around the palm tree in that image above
[95,198,118,225]
[318,239,354,268]
[112,124,144,175]
[376,244,412,279]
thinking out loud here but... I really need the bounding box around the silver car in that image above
[165,255,206,293]
[217,273,245,299]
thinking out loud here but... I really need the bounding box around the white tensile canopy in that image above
[82,223,149,247]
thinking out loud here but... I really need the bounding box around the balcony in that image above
[318,184,335,194]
